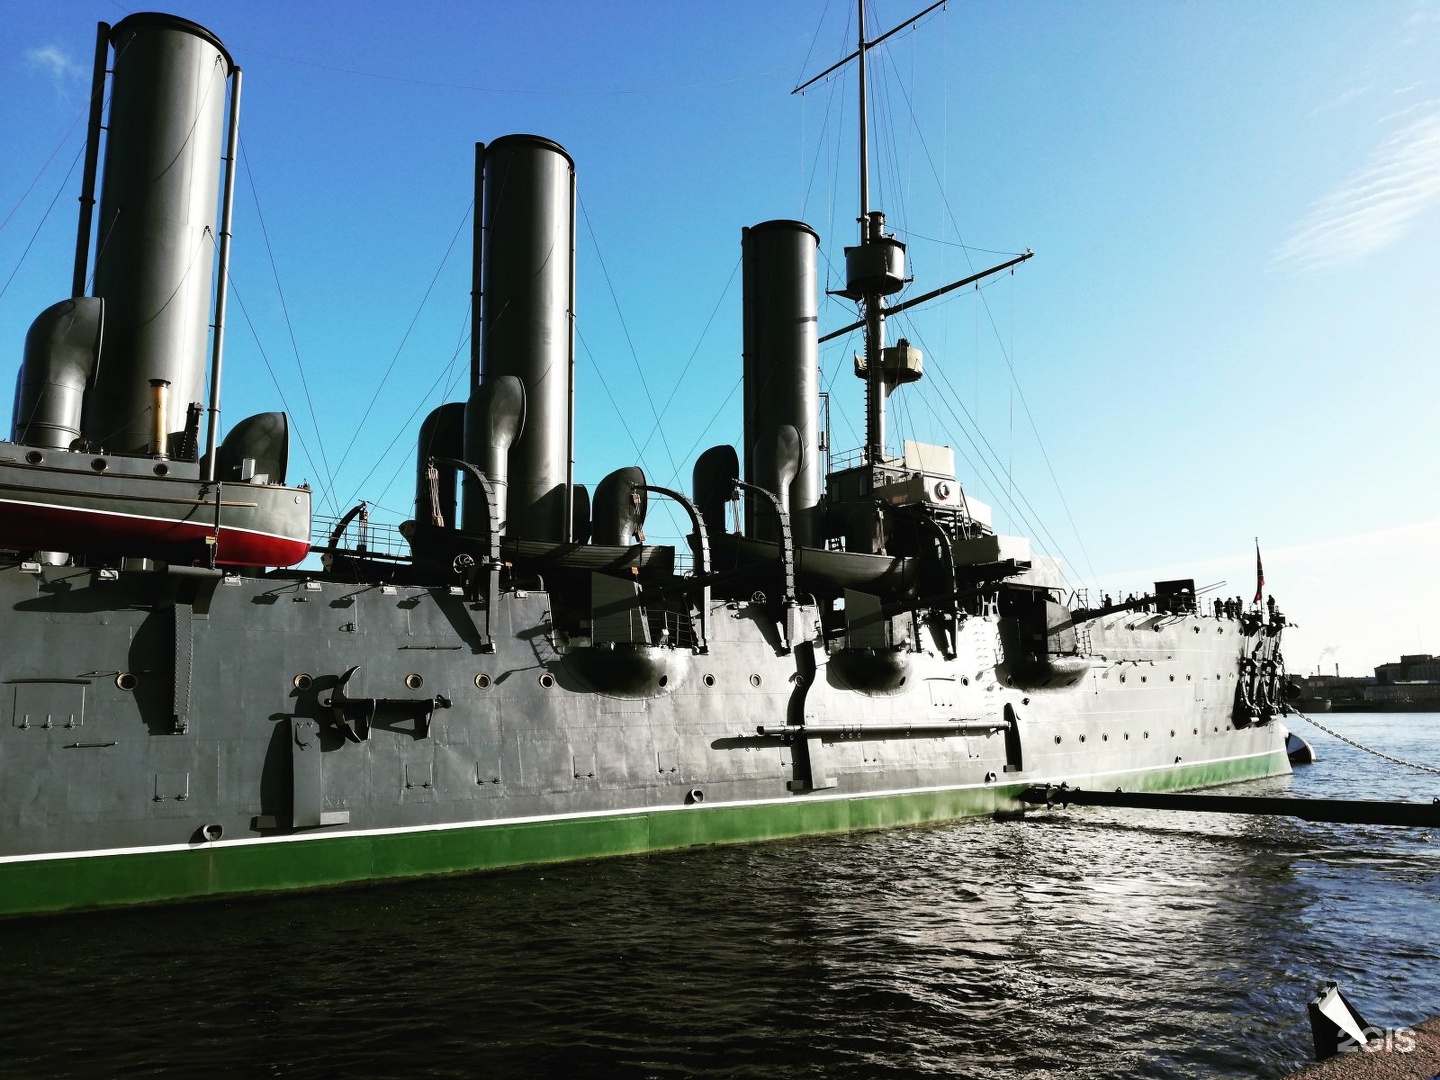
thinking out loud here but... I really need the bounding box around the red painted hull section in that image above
[0,500,310,567]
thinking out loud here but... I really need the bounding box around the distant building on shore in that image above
[1294,653,1440,712]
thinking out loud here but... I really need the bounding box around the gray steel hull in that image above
[0,561,1289,915]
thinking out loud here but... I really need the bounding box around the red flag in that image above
[1253,540,1264,604]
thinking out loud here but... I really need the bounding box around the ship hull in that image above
[0,561,1290,918]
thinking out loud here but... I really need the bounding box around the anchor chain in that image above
[1293,710,1440,777]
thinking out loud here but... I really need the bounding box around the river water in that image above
[2,713,1436,1079]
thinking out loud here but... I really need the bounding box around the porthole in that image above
[293,673,313,690]
[961,676,969,686]
[1102,733,1109,742]
[1168,675,1174,682]
[404,673,424,690]
[749,673,761,687]
[1119,675,1126,683]
[1143,731,1150,739]
[1124,732,1130,741]
[1079,733,1086,743]
[1170,729,1176,737]
[24,450,43,465]
[153,462,169,476]
[91,457,107,472]
[539,672,555,689]
[475,673,492,690]
[116,672,138,691]
[702,673,715,688]
[1141,675,1147,683]
[658,674,669,688]
[1054,735,1062,744]
[1193,727,1199,735]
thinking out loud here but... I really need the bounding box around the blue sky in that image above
[3,0,1439,676]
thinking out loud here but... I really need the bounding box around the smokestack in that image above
[466,135,575,541]
[82,14,233,455]
[741,220,820,547]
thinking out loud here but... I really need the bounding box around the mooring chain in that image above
[1293,711,1440,777]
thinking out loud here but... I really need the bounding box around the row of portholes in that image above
[126,668,752,695]
[289,672,426,692]
[1118,672,1219,683]
[1058,726,1210,745]
[466,671,770,691]
[23,449,170,476]
[268,670,783,693]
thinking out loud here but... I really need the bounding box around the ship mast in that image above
[851,0,908,465]
[795,0,1031,470]
[856,0,887,464]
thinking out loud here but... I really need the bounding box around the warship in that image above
[0,10,1294,917]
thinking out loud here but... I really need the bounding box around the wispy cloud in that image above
[26,44,85,91]
[1272,101,1440,272]
[1311,84,1371,115]
[1406,4,1440,28]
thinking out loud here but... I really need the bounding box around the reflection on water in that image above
[2,714,1436,1079]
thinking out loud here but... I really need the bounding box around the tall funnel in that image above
[466,135,576,541]
[82,14,233,455]
[741,220,820,547]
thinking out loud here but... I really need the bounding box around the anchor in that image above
[322,665,451,741]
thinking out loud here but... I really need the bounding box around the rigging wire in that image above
[0,103,88,236]
[794,0,839,98]
[576,191,684,536]
[355,297,473,512]
[335,198,473,510]
[673,375,743,480]
[894,292,1079,575]
[797,60,843,228]
[576,327,645,463]
[221,270,333,496]
[915,129,1093,582]
[638,255,741,466]
[255,51,775,99]
[238,139,341,517]
[867,25,1100,586]
[0,143,84,304]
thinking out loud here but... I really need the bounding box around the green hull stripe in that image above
[0,750,1290,917]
